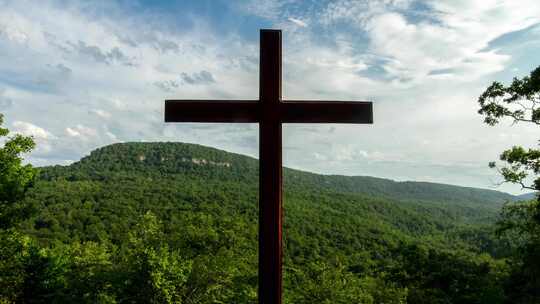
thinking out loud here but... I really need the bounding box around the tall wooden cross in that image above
[164,29,373,304]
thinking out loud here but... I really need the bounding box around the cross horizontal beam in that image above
[165,100,373,124]
[280,101,372,123]
[165,100,259,123]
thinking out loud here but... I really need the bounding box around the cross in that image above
[164,29,373,304]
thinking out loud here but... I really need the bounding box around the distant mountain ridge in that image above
[515,192,538,201]
[40,142,517,207]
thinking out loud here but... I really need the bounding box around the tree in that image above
[495,200,540,303]
[118,212,192,304]
[0,113,37,229]
[478,66,540,303]
[478,66,540,192]
[0,121,64,302]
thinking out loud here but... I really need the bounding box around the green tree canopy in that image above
[478,66,540,192]
[0,113,37,228]
[478,66,540,303]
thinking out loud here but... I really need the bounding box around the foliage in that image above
[0,113,42,303]
[0,114,37,229]
[285,260,377,304]
[0,230,67,303]
[478,66,540,192]
[478,66,540,303]
[119,212,192,303]
[495,200,540,303]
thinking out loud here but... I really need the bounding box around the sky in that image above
[0,0,539,194]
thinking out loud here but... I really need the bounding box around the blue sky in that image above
[0,0,539,194]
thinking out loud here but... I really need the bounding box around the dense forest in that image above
[1,141,538,303]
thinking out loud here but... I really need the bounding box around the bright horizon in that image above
[1,0,539,194]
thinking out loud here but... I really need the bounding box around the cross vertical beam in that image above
[258,29,282,304]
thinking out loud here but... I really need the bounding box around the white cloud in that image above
[288,17,308,27]
[364,11,509,82]
[89,109,111,119]
[318,0,540,84]
[65,124,98,140]
[11,121,55,153]
[237,0,291,20]
[12,121,53,140]
[65,127,80,137]
[306,56,367,71]
[105,131,118,141]
[0,89,13,109]
[320,0,412,26]
[0,21,30,44]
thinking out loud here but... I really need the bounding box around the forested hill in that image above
[40,142,516,207]
[16,141,520,303]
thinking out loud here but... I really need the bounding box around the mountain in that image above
[17,142,515,303]
[41,142,516,207]
[514,192,538,201]
[30,141,517,249]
